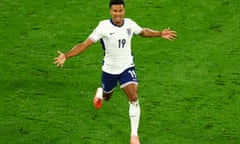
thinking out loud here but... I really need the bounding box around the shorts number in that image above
[118,39,126,48]
[128,70,137,79]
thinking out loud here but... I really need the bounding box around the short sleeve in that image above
[130,19,143,35]
[88,22,103,42]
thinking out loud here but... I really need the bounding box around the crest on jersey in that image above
[127,28,131,36]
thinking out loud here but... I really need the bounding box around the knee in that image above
[103,92,113,101]
[103,95,111,101]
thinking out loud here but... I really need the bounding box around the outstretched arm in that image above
[140,28,177,41]
[54,38,94,67]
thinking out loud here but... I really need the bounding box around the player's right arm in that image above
[54,38,94,67]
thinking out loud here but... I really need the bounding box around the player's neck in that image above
[110,19,124,27]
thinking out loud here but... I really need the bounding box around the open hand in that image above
[54,51,66,67]
[161,28,177,41]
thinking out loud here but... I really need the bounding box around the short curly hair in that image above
[109,0,125,8]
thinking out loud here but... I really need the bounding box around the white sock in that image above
[129,100,140,136]
[96,87,103,100]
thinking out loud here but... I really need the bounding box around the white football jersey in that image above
[89,18,143,74]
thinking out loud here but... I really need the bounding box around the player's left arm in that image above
[139,28,177,41]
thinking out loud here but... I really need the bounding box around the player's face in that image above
[110,4,125,26]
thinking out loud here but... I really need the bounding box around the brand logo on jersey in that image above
[127,28,131,36]
[109,32,115,35]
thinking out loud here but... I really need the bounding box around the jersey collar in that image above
[110,18,125,27]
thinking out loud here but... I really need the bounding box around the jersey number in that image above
[118,39,126,48]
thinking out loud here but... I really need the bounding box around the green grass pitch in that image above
[0,0,240,143]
